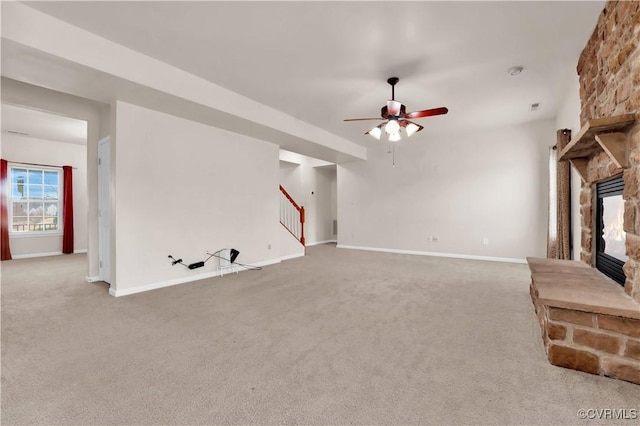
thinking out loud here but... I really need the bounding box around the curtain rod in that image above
[5,160,78,170]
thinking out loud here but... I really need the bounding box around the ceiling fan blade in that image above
[387,100,402,116]
[405,107,449,119]
[344,117,385,122]
[399,120,423,129]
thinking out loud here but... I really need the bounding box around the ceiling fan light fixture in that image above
[343,77,449,142]
[367,126,382,140]
[384,119,400,135]
[405,122,420,137]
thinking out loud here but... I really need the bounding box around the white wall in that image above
[309,166,336,244]
[113,101,280,294]
[330,170,337,238]
[338,119,555,261]
[98,104,111,140]
[555,72,583,260]
[3,135,88,257]
[279,161,303,202]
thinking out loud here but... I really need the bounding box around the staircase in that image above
[279,185,305,246]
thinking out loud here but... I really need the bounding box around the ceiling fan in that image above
[344,77,448,141]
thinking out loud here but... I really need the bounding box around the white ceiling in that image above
[14,1,604,147]
[1,103,87,145]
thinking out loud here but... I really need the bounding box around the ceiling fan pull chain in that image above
[392,145,396,167]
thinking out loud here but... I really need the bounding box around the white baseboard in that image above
[306,240,337,247]
[280,252,305,261]
[249,258,282,268]
[109,257,283,297]
[336,245,527,264]
[86,275,101,283]
[12,251,62,259]
[12,249,87,259]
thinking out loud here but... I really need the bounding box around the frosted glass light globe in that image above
[384,120,400,135]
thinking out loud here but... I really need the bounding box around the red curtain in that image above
[1,159,12,260]
[62,166,74,254]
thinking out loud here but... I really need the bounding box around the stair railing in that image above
[279,185,305,245]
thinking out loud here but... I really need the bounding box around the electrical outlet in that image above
[483,237,489,245]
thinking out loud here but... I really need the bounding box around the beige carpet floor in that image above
[2,244,639,425]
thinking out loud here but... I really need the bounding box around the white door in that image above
[98,137,111,283]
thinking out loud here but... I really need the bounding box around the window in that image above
[9,166,62,235]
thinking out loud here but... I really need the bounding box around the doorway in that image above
[1,103,88,260]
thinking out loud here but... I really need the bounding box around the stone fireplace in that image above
[527,0,640,385]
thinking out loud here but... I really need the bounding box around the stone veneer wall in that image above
[577,0,640,302]
[544,307,640,384]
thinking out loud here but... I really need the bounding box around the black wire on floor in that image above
[168,249,262,271]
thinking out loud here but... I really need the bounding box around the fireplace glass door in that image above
[595,174,626,285]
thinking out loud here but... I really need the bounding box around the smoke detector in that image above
[508,66,524,76]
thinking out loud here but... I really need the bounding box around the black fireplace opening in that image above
[595,174,626,286]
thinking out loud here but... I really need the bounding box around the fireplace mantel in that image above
[558,114,636,181]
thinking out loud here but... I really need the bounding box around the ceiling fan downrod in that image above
[387,77,399,101]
